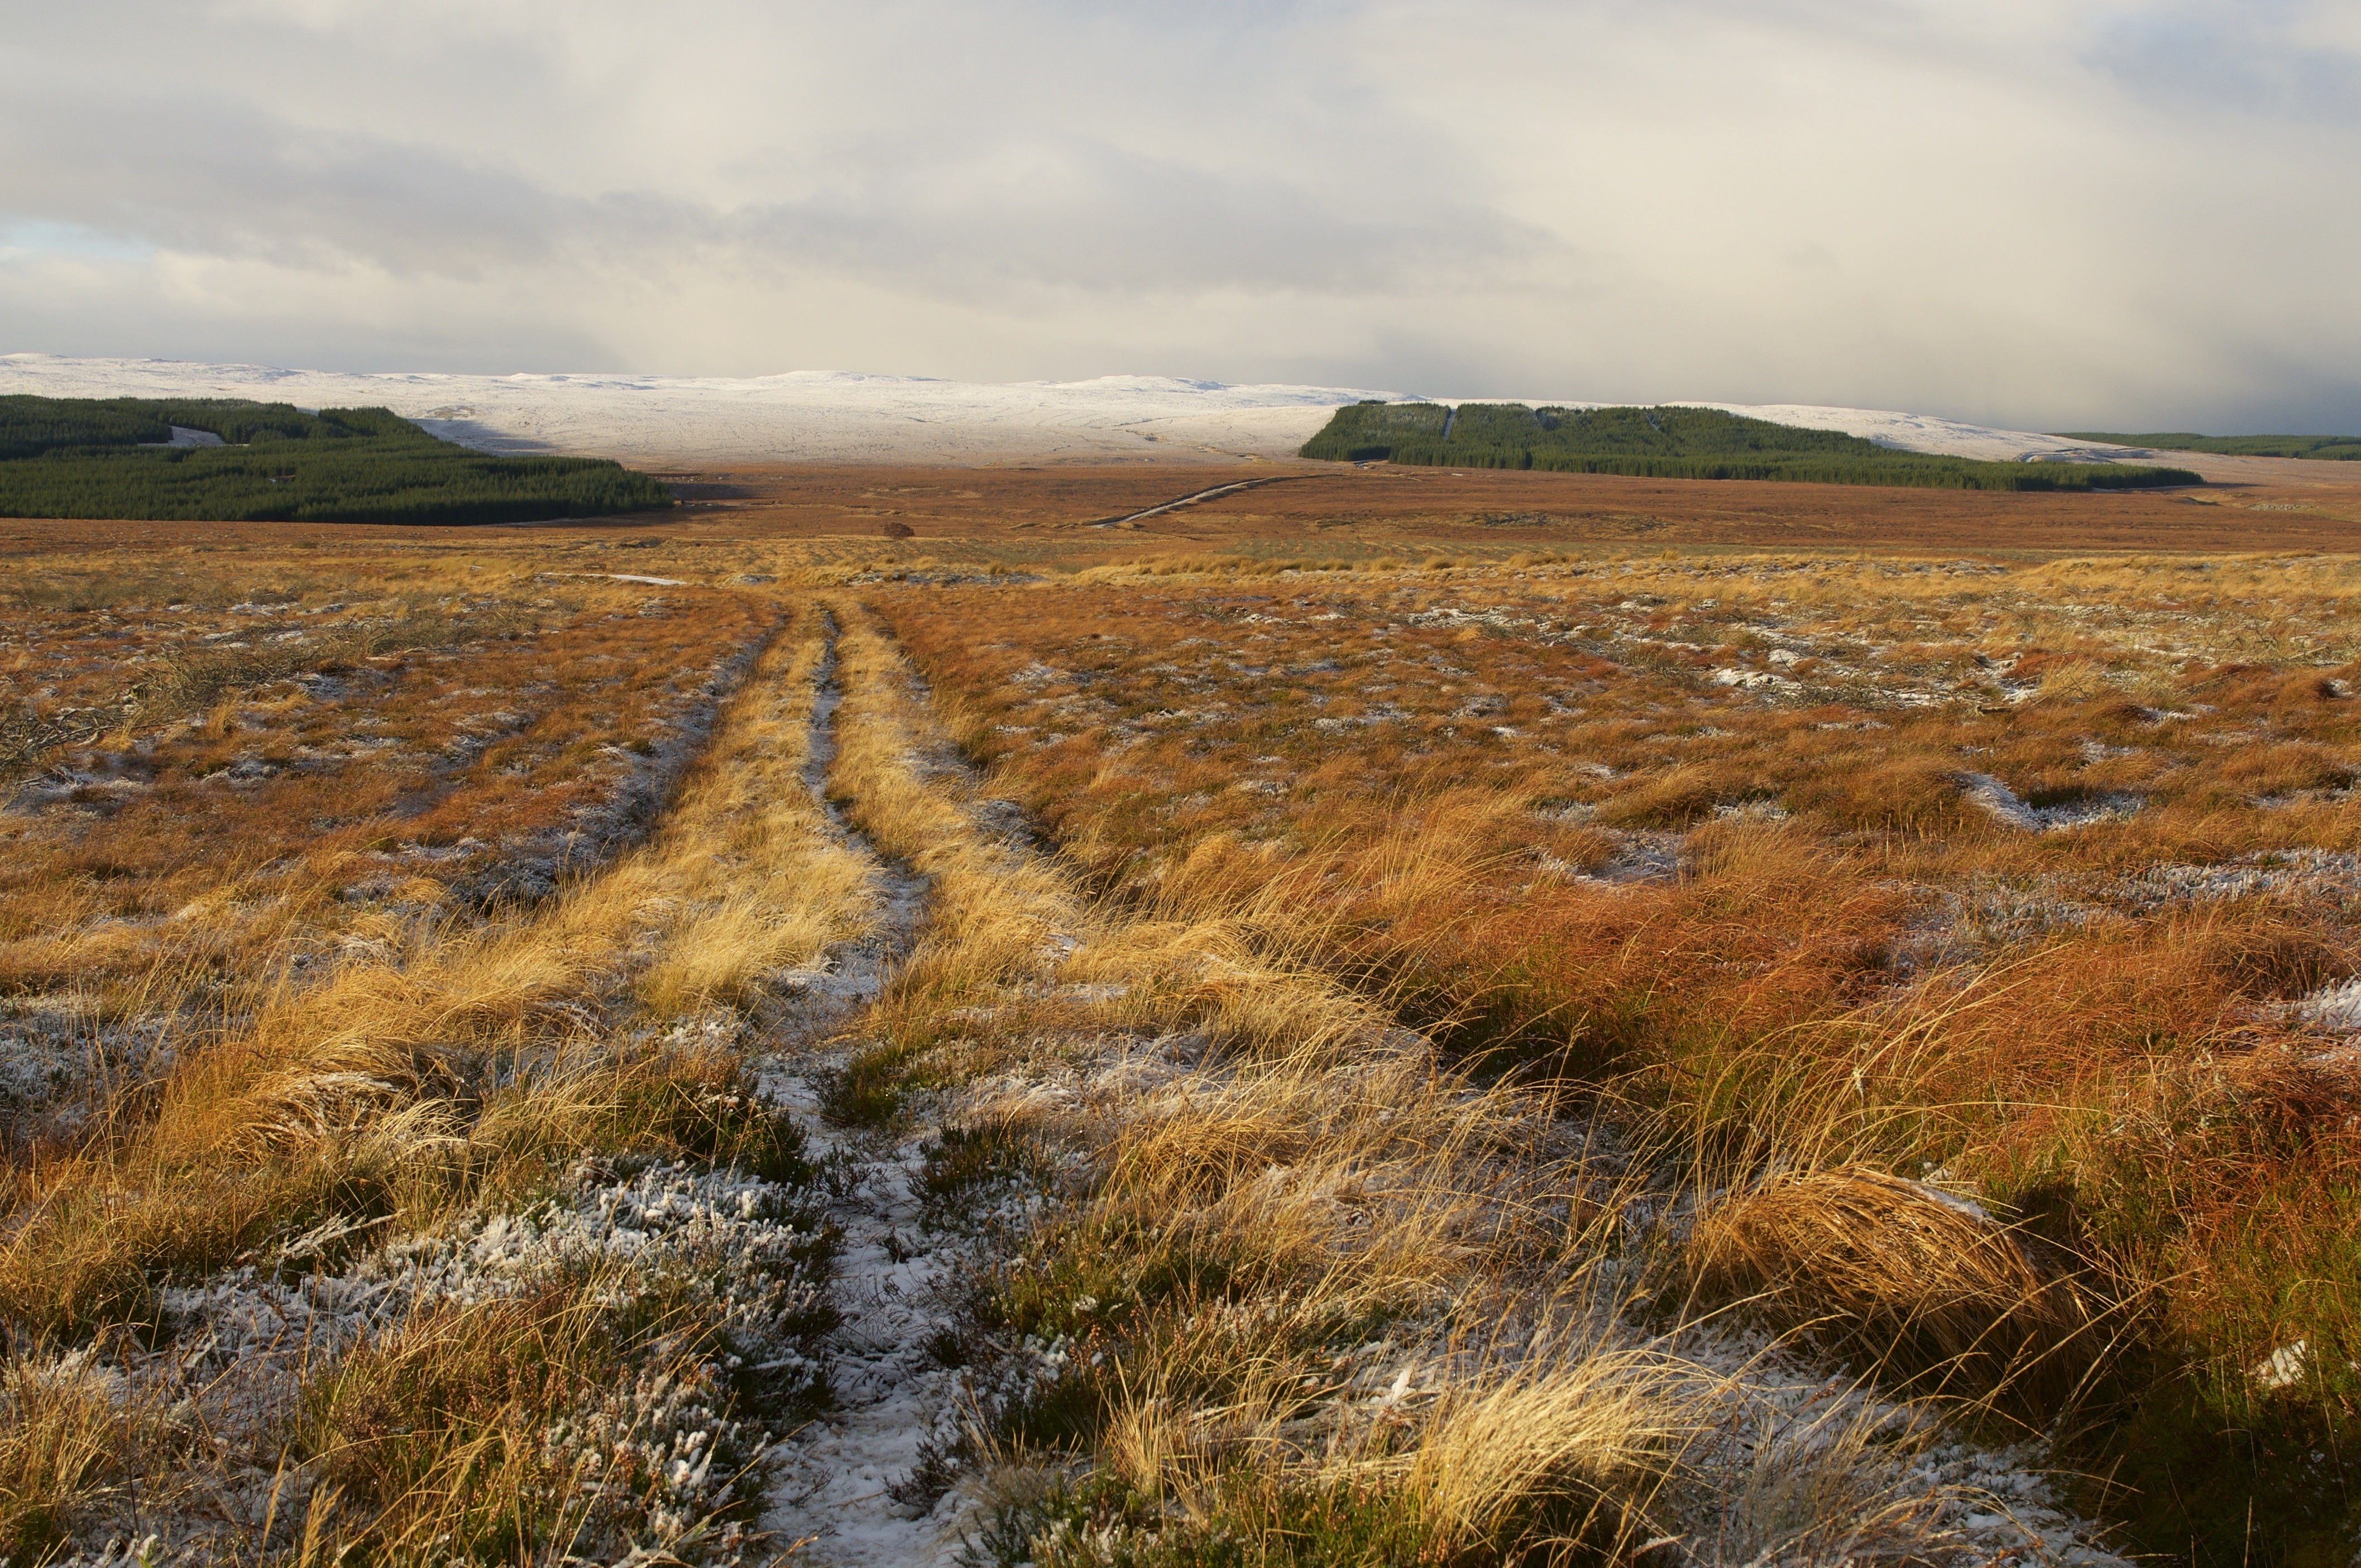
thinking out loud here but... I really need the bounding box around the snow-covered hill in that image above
[1681,403,2161,464]
[0,357,1392,466]
[0,355,2164,468]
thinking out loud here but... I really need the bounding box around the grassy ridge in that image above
[2056,430,2361,461]
[0,395,672,525]
[1304,402,2202,491]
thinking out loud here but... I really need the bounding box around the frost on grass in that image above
[1954,771,2144,833]
[2288,977,2361,1033]
[52,1157,833,1560]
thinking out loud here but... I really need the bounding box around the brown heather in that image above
[876,544,2361,1557]
[3,464,2360,1563]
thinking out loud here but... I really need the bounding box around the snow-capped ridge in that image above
[0,354,2167,469]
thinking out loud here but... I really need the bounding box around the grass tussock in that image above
[1682,1165,2109,1414]
[292,1274,770,1565]
[874,551,2361,1558]
[806,599,2074,1567]
[0,1349,174,1562]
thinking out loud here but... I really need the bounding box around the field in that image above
[4,460,2361,1566]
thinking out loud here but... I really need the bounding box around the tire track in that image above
[755,610,966,1568]
[1083,472,1316,528]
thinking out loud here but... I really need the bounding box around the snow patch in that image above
[1955,772,2143,832]
[2290,977,2361,1033]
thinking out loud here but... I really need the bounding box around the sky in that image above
[3,1,2358,432]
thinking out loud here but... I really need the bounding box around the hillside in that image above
[0,395,672,524]
[2056,430,2361,461]
[1303,401,2202,490]
[0,355,2243,472]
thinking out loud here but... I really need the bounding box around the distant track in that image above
[1085,472,1320,528]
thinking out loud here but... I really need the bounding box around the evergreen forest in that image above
[1303,402,2202,491]
[0,396,673,524]
[2055,431,2361,461]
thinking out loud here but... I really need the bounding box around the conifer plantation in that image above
[1305,401,2204,490]
[2056,430,2361,461]
[0,396,673,525]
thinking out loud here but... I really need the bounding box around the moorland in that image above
[4,454,2361,1566]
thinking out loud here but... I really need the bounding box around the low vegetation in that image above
[1305,401,2202,489]
[0,396,673,524]
[0,546,869,1559]
[883,548,2361,1562]
[3,472,2358,1565]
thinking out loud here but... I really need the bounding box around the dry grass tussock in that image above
[0,1348,179,1559]
[289,1269,765,1567]
[1683,1166,2109,1413]
[815,598,2101,1566]
[876,553,2361,1557]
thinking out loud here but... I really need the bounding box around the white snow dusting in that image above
[0,356,1396,466]
[0,354,2179,469]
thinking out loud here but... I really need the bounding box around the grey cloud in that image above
[731,130,1563,296]
[0,81,631,276]
[2087,3,2361,122]
[0,1,2355,428]
[0,70,1551,300]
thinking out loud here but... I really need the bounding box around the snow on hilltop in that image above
[0,355,2158,468]
[0,356,1393,466]
[1676,402,2157,465]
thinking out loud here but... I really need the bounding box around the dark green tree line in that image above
[1304,402,2201,491]
[0,396,673,524]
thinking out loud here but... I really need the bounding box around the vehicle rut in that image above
[755,610,966,1568]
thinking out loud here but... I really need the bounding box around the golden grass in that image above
[11,524,2360,1557]
[1384,1330,1688,1552]
[810,597,2046,1564]
[284,1273,769,1566]
[1683,1165,2107,1413]
[0,1349,152,1560]
[0,587,879,1559]
[0,576,770,1010]
[1,598,869,1334]
[868,553,2361,1554]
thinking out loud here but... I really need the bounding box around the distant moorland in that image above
[0,395,673,524]
[1305,402,2203,490]
[2057,430,2361,461]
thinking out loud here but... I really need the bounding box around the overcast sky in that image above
[4,1,2356,431]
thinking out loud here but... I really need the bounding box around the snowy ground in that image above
[0,356,1392,467]
[0,354,2179,469]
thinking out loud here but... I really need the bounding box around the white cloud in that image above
[2,0,2355,430]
